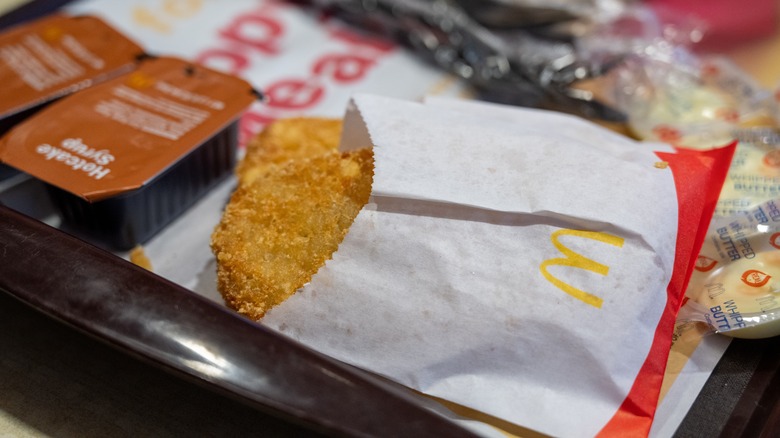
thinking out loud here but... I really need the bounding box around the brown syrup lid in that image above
[0,14,144,117]
[0,56,257,201]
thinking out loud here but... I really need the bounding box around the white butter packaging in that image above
[263,95,735,437]
[682,197,780,339]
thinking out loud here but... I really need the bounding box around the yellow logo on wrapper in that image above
[741,269,771,287]
[539,229,625,308]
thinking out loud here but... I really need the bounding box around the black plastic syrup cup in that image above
[46,120,239,251]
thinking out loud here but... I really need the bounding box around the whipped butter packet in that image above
[715,128,780,217]
[0,56,257,250]
[612,56,774,149]
[681,197,780,339]
[262,95,733,437]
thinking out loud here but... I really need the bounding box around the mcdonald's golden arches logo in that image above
[539,229,625,308]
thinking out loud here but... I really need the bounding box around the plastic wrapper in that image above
[612,56,774,148]
[577,4,777,148]
[576,3,707,56]
[453,0,630,29]
[679,197,780,339]
[715,128,780,217]
[299,0,630,122]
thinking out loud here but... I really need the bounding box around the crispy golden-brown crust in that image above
[236,117,343,186]
[211,118,373,320]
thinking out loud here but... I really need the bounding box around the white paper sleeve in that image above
[263,95,681,437]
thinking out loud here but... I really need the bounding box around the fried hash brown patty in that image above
[211,119,373,320]
[236,117,343,186]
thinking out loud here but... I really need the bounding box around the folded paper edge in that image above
[597,142,736,437]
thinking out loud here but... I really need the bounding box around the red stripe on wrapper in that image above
[597,142,735,436]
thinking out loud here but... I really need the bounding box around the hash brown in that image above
[236,117,343,186]
[211,118,373,320]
